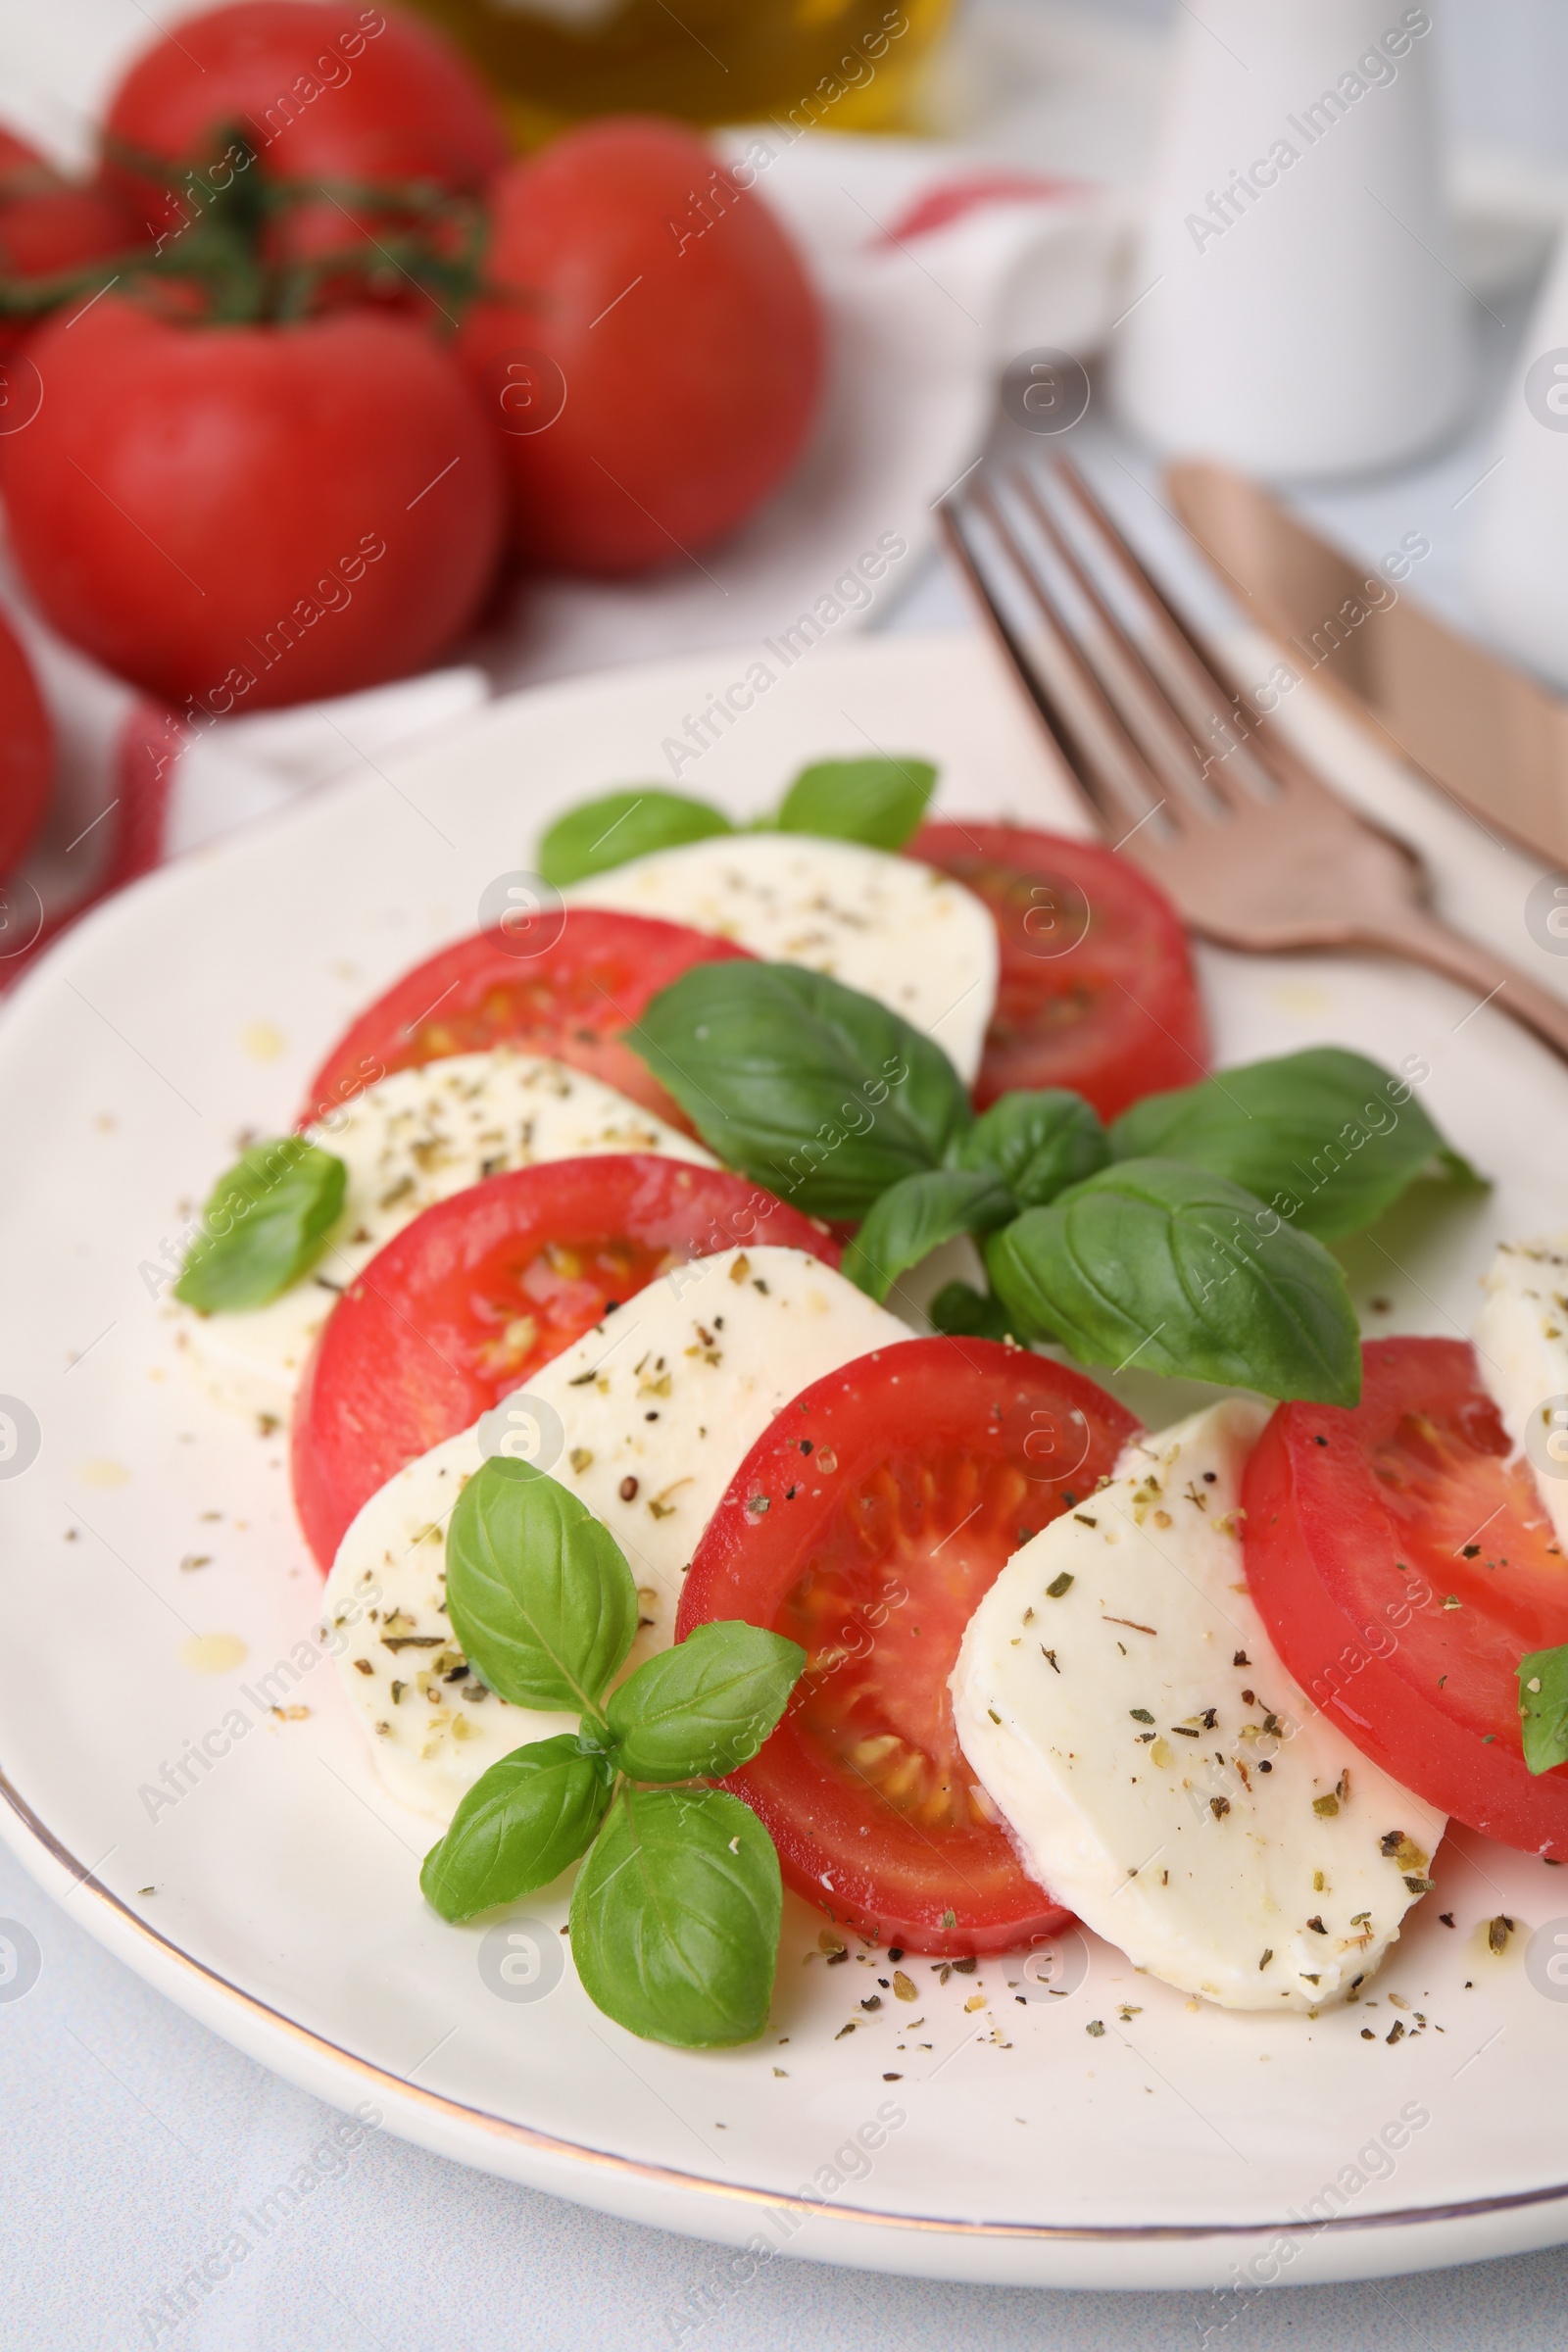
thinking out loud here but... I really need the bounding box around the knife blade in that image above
[1167,457,1568,866]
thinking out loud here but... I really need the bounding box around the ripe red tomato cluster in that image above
[0,1,823,763]
[0,128,139,328]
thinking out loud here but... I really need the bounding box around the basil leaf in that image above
[929,1279,1014,1342]
[987,1157,1361,1404]
[173,1137,346,1311]
[569,1784,782,2046]
[1107,1048,1481,1242]
[418,1736,614,1922]
[841,1168,1015,1301]
[774,757,937,852]
[538,787,733,885]
[445,1457,639,1714]
[632,962,971,1219]
[958,1089,1108,1206]
[606,1621,805,1783]
[1520,1644,1568,1775]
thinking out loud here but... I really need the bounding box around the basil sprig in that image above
[633,962,971,1220]
[841,1168,1015,1300]
[537,756,936,886]
[173,1137,346,1311]
[422,1459,805,2048]
[987,1159,1362,1404]
[445,1454,638,1716]
[775,757,936,850]
[631,961,1480,1405]
[605,1619,805,1783]
[571,1785,783,2048]
[1108,1048,1482,1242]
[1519,1644,1568,1775]
[927,1280,1014,1342]
[420,1737,615,1921]
[538,787,733,885]
[961,1089,1110,1202]
[843,1091,1110,1300]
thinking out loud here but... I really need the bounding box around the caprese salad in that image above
[167,756,1568,2050]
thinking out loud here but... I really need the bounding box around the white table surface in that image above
[9,2,1568,2344]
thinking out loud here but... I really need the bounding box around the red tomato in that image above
[0,610,52,874]
[0,130,49,198]
[678,1338,1138,1954]
[303,908,750,1134]
[0,186,141,281]
[1243,1337,1568,1857]
[911,823,1210,1117]
[0,140,141,367]
[292,1154,836,1567]
[1,297,502,709]
[101,2,508,256]
[458,119,822,575]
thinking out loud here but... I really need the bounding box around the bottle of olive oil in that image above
[404,0,956,146]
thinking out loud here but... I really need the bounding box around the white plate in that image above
[4,633,1568,2293]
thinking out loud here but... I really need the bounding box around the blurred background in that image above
[12,0,1568,171]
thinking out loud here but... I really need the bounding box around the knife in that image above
[1166,457,1568,867]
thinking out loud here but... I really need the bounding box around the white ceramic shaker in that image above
[1109,0,1472,477]
[1469,226,1568,689]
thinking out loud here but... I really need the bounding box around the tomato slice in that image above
[292,1155,835,1570]
[302,909,749,1133]
[1243,1337,1568,1857]
[911,822,1209,1116]
[677,1338,1138,1954]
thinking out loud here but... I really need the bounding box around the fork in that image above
[937,456,1568,1064]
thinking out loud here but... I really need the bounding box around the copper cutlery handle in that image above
[1361,909,1568,1065]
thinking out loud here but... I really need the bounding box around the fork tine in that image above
[1051,458,1284,797]
[949,482,1173,846]
[1008,466,1239,815]
[936,496,1156,844]
[933,499,1093,814]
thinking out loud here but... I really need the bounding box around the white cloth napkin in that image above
[0,128,1123,982]
[481,135,1120,691]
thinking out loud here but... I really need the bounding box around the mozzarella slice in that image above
[952,1399,1446,2012]
[566,833,998,1082]
[175,1052,714,1425]
[321,1454,577,1820]
[1474,1237,1568,1547]
[321,1245,912,1818]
